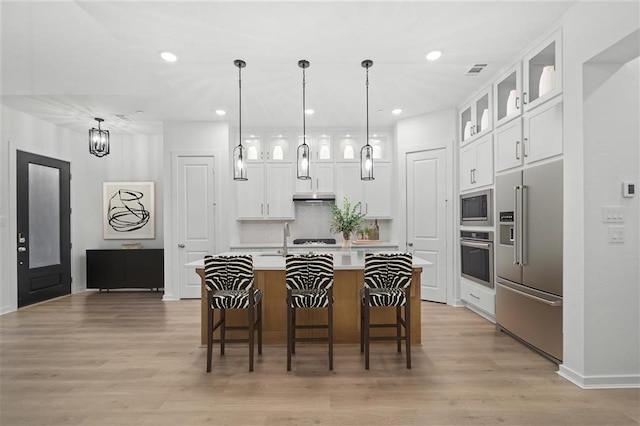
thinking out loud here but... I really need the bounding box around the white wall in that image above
[584,56,639,380]
[559,2,639,388]
[162,121,230,301]
[0,106,163,313]
[394,109,457,304]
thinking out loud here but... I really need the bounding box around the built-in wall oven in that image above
[460,189,493,226]
[460,230,494,288]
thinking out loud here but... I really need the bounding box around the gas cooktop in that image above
[293,238,337,245]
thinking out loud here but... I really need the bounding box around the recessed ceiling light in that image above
[215,109,226,116]
[426,50,442,61]
[305,109,314,115]
[392,108,403,115]
[160,51,178,62]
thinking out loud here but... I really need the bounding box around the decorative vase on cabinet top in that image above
[506,89,518,116]
[480,109,489,132]
[538,65,556,97]
[463,121,473,140]
[343,145,354,160]
[272,145,283,160]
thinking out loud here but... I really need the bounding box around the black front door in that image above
[16,151,71,307]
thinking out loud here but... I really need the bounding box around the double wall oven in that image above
[460,230,494,288]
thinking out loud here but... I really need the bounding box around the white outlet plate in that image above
[603,206,625,223]
[608,226,626,243]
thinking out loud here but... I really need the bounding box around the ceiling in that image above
[1,1,576,135]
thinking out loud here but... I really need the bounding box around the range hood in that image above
[293,193,336,203]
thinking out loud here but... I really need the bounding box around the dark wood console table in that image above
[86,249,164,291]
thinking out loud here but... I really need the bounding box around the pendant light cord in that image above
[365,64,370,147]
[238,63,242,151]
[302,62,307,146]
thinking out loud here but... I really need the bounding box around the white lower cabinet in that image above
[335,162,392,218]
[460,135,494,191]
[237,163,294,220]
[460,277,495,317]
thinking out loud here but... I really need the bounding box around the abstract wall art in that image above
[103,181,155,239]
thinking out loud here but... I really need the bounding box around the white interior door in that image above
[177,156,215,299]
[406,149,447,302]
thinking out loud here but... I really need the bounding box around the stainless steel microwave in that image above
[460,189,493,226]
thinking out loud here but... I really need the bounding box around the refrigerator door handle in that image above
[514,185,520,265]
[497,281,563,307]
[521,185,527,266]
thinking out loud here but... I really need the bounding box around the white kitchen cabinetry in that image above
[335,162,392,218]
[460,277,495,317]
[237,163,294,220]
[336,132,390,162]
[460,135,493,192]
[523,29,562,112]
[459,85,493,145]
[523,95,563,164]
[495,118,523,173]
[494,62,523,128]
[266,134,293,162]
[295,134,334,194]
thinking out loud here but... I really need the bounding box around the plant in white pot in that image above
[330,197,366,249]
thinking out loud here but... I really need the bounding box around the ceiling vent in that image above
[466,63,488,76]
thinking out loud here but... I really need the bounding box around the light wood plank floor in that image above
[1,291,638,425]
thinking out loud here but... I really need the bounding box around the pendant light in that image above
[89,117,110,158]
[233,59,248,181]
[297,59,311,180]
[360,59,374,181]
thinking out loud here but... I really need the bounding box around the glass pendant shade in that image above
[89,118,110,158]
[233,59,248,181]
[297,142,311,179]
[360,143,374,180]
[233,144,247,181]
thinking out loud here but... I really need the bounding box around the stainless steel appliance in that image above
[460,189,493,226]
[495,160,563,363]
[460,230,494,288]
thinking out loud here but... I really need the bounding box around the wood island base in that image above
[197,268,422,346]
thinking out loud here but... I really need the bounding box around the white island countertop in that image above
[186,250,432,271]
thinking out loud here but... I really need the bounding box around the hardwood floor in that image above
[1,291,638,425]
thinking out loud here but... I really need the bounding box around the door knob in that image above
[18,247,27,252]
[178,244,185,248]
[407,242,414,247]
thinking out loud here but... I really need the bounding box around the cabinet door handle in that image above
[261,203,264,215]
[523,92,528,105]
[267,204,270,215]
[178,244,185,248]
[516,141,521,160]
[524,137,529,157]
[515,96,520,110]
[316,178,319,190]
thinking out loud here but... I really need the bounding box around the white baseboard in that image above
[162,294,180,301]
[463,302,496,323]
[558,364,640,389]
[0,305,16,315]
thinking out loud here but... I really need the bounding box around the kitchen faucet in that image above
[283,222,290,256]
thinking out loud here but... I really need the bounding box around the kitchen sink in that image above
[258,252,284,257]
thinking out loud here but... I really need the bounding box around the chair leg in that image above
[291,307,296,354]
[405,291,411,369]
[248,301,255,372]
[328,289,334,371]
[396,305,402,353]
[220,309,226,356]
[364,298,370,370]
[206,305,213,373]
[257,300,263,355]
[287,294,292,372]
[360,297,365,353]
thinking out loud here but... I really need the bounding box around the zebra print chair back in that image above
[204,255,254,291]
[285,254,334,291]
[364,253,413,290]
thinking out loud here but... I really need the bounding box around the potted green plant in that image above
[330,197,366,249]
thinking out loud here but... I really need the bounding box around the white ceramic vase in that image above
[506,89,518,116]
[480,108,489,131]
[538,65,556,97]
[272,145,283,160]
[343,145,354,159]
[463,121,473,140]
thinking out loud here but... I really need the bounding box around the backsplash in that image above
[238,203,390,243]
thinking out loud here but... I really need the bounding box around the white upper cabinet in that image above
[523,29,562,112]
[335,132,390,162]
[495,118,523,172]
[295,134,334,194]
[459,85,493,145]
[523,96,563,164]
[266,134,293,162]
[243,135,263,162]
[460,134,493,192]
[494,62,523,128]
[335,162,392,219]
[236,163,295,220]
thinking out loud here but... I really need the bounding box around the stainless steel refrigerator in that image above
[495,160,563,362]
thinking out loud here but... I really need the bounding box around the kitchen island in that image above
[188,250,431,345]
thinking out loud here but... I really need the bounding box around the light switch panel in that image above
[603,206,625,223]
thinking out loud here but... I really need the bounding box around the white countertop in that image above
[186,250,432,271]
[230,241,400,250]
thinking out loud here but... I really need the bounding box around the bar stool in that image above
[360,253,413,369]
[204,255,262,373]
[285,254,334,371]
